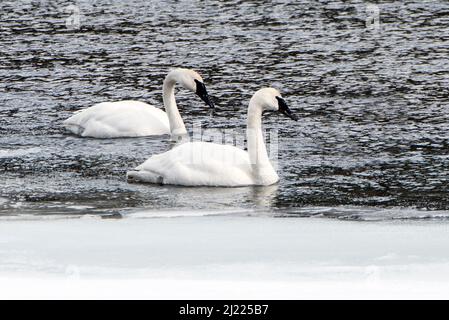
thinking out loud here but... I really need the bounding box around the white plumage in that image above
[63,68,214,138]
[63,101,170,138]
[128,142,255,186]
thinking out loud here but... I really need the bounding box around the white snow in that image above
[1,215,449,299]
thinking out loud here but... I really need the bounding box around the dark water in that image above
[0,0,448,220]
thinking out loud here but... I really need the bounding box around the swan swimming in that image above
[63,68,215,138]
[127,88,298,187]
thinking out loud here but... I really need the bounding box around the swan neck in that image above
[247,101,275,182]
[163,72,187,135]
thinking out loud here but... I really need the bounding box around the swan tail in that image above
[63,120,85,136]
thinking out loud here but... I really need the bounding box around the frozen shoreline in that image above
[1,215,449,299]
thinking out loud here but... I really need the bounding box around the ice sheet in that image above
[1,216,449,299]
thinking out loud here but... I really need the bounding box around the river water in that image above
[0,0,448,220]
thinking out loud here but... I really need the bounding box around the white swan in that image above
[63,68,214,138]
[127,88,298,187]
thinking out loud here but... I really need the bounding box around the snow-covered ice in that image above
[1,214,449,299]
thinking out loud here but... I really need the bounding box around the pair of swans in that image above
[64,68,297,187]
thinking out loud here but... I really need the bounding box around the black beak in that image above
[195,79,215,109]
[276,96,298,121]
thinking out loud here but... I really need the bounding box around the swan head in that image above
[251,88,298,121]
[170,68,215,109]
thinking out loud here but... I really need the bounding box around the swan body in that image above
[63,101,170,138]
[63,68,214,138]
[128,142,257,186]
[127,88,297,187]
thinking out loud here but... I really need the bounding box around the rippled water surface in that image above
[0,0,448,220]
